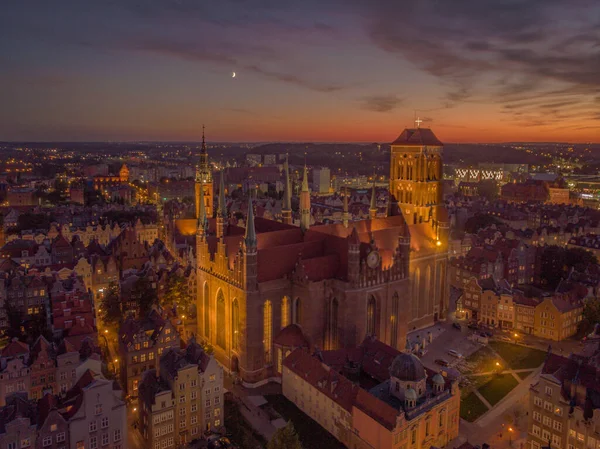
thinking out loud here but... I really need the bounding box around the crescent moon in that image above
[232,72,236,78]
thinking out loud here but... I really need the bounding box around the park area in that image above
[459,341,547,422]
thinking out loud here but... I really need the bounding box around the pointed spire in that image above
[302,165,309,192]
[218,170,226,217]
[197,184,207,234]
[300,165,311,232]
[244,195,257,247]
[342,187,349,228]
[201,124,206,153]
[369,182,377,219]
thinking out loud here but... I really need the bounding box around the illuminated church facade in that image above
[195,126,449,385]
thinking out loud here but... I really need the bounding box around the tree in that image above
[540,246,598,289]
[267,421,302,449]
[99,282,122,332]
[579,299,600,336]
[161,275,192,314]
[132,277,158,317]
[478,180,499,201]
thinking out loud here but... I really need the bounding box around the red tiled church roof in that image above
[391,128,443,146]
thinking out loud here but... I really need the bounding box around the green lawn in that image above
[464,346,499,373]
[460,392,489,422]
[468,375,494,390]
[265,395,346,449]
[517,370,535,380]
[478,373,519,406]
[489,341,547,370]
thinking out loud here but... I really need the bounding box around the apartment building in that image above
[118,310,180,397]
[527,350,600,449]
[138,339,224,448]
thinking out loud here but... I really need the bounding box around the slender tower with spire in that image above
[216,170,227,238]
[369,182,377,219]
[196,180,208,238]
[282,155,292,225]
[300,165,311,232]
[243,195,258,292]
[195,125,214,220]
[342,187,349,228]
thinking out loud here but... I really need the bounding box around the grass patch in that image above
[265,395,346,449]
[478,373,519,406]
[464,346,499,373]
[489,341,547,370]
[517,370,535,380]
[460,392,489,422]
[468,375,494,390]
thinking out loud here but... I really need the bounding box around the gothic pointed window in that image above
[327,298,339,349]
[425,265,432,315]
[232,298,239,351]
[263,300,272,364]
[281,296,290,329]
[293,297,301,325]
[216,290,226,349]
[367,296,376,336]
[391,293,399,348]
[413,268,421,320]
[203,283,210,339]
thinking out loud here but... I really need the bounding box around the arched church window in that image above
[232,298,239,350]
[366,296,376,336]
[204,283,210,339]
[281,296,290,329]
[264,300,273,364]
[391,293,399,348]
[293,297,301,325]
[216,290,226,349]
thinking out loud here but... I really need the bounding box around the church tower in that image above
[195,126,214,220]
[389,120,443,225]
[300,166,311,232]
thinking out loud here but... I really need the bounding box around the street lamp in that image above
[508,427,513,447]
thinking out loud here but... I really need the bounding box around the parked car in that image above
[483,330,493,337]
[468,323,479,330]
[418,349,427,357]
[447,349,463,358]
[452,323,462,330]
[435,358,450,367]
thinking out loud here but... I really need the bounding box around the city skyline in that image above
[1,0,599,143]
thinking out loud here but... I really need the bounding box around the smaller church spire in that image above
[302,165,309,192]
[300,166,311,232]
[197,184,207,236]
[342,187,349,228]
[244,195,257,247]
[369,182,377,219]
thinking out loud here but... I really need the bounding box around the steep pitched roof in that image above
[391,128,443,147]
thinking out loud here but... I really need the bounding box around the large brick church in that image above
[195,126,449,385]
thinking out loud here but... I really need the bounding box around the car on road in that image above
[452,323,462,330]
[418,349,427,357]
[435,358,450,367]
[447,349,463,358]
[467,323,479,330]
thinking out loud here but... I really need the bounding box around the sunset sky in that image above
[0,0,598,143]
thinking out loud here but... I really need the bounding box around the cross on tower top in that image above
[415,117,423,128]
